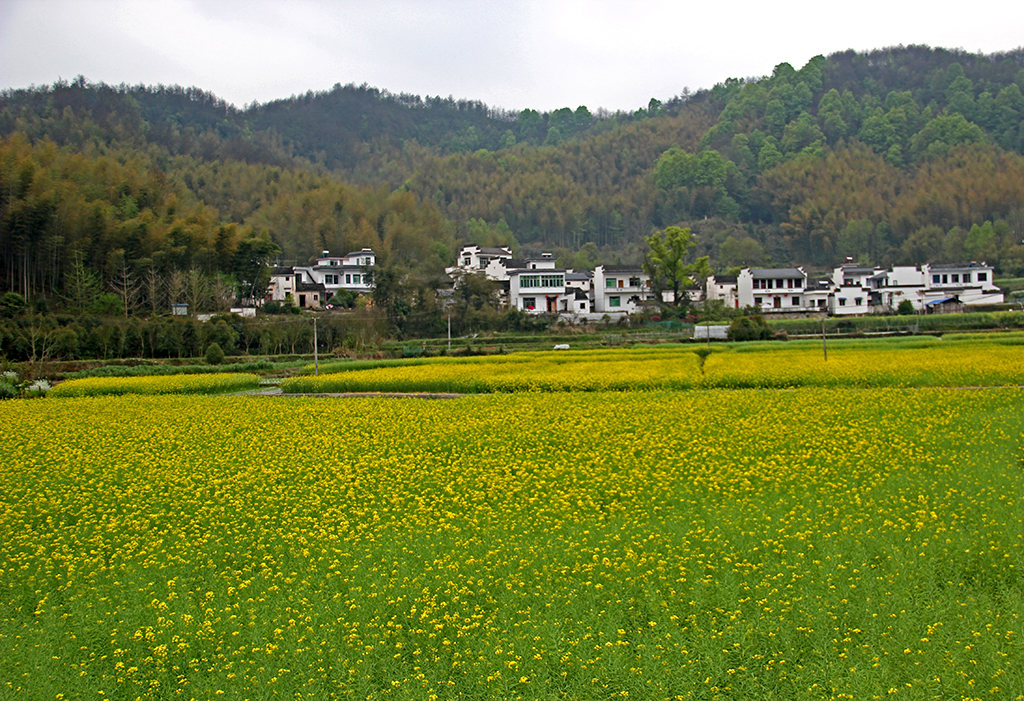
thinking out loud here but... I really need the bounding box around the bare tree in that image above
[210,274,236,312]
[143,267,163,315]
[109,254,140,318]
[185,267,212,316]
[166,269,186,310]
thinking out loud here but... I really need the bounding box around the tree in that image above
[62,253,100,315]
[109,251,140,318]
[233,237,281,306]
[643,226,711,307]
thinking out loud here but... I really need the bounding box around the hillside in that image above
[2,45,1024,308]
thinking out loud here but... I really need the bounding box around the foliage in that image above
[204,342,225,365]
[727,314,772,341]
[643,226,711,307]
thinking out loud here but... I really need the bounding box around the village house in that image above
[508,266,572,313]
[592,265,658,314]
[267,248,376,308]
[736,267,816,313]
[705,274,738,308]
[446,245,515,281]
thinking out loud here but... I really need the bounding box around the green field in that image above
[2,382,1023,699]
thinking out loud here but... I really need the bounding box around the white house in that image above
[737,267,816,312]
[829,264,885,316]
[508,268,572,313]
[921,263,1002,307]
[268,248,376,306]
[446,245,514,281]
[592,265,657,314]
[706,274,738,308]
[859,262,1002,313]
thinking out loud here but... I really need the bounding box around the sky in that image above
[1,0,1023,114]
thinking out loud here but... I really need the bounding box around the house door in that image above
[773,296,781,308]
[546,296,557,312]
[299,294,306,307]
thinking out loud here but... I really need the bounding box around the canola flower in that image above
[1,389,1022,699]
[285,347,705,394]
[284,340,1024,395]
[49,373,261,398]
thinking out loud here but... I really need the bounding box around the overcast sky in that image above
[2,0,1022,114]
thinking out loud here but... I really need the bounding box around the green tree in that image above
[643,226,711,307]
[233,237,281,306]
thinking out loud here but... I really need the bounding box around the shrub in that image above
[205,342,226,365]
[727,315,772,342]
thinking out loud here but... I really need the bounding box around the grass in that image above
[1,389,1022,699]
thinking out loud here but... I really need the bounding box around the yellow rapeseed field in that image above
[284,340,1024,394]
[49,373,261,398]
[2,388,1022,699]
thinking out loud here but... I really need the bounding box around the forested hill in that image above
[2,44,1024,305]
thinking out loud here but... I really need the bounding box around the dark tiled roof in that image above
[751,268,803,278]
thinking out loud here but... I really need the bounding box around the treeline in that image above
[0,308,388,361]
[0,132,454,301]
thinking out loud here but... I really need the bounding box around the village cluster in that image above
[266,244,1005,320]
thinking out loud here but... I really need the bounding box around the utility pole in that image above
[313,316,319,375]
[447,307,451,352]
[822,317,827,362]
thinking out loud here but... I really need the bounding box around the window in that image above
[951,274,959,283]
[933,274,941,284]
[839,298,846,306]
[855,297,863,306]
[523,297,535,310]
[352,274,361,284]
[521,275,541,288]
[942,275,948,284]
[817,299,826,308]
[606,278,617,288]
[787,279,794,288]
[629,277,641,287]
[540,274,563,287]
[609,296,621,307]
[345,274,351,284]
[463,257,471,266]
[754,297,762,305]
[963,273,971,283]
[795,279,803,288]
[978,273,987,282]
[792,296,800,306]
